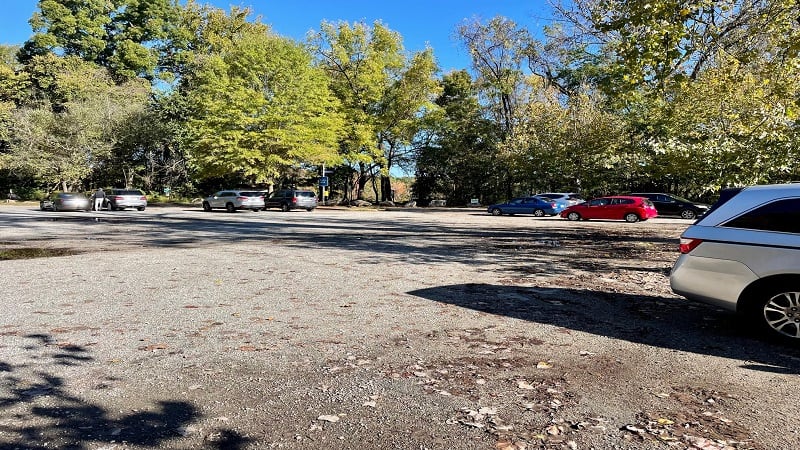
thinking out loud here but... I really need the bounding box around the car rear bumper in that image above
[669,253,757,311]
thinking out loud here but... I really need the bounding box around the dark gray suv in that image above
[264,189,318,212]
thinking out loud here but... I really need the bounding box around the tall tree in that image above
[181,7,343,184]
[310,20,439,201]
[19,0,181,80]
[5,55,149,191]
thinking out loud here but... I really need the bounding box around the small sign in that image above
[163,187,171,195]
[470,198,480,206]
[319,176,329,187]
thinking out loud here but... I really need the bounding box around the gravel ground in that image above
[0,205,798,450]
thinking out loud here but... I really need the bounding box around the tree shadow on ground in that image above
[0,334,249,450]
[408,283,800,374]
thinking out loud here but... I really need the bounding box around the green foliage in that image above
[182,7,343,183]
[5,56,149,191]
[311,20,440,200]
[20,0,181,80]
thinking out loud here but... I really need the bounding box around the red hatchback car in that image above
[560,196,658,223]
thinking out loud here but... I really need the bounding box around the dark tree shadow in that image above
[0,334,250,449]
[408,283,800,374]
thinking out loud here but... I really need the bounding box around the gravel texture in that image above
[0,205,798,449]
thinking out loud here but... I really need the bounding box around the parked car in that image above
[560,196,658,222]
[670,183,800,344]
[629,192,709,220]
[264,189,318,212]
[202,190,265,212]
[39,192,91,212]
[487,197,558,217]
[537,192,585,207]
[103,188,148,211]
[533,195,567,214]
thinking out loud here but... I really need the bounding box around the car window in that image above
[296,191,315,198]
[509,198,523,204]
[589,198,609,206]
[656,195,671,202]
[721,198,800,234]
[120,190,143,195]
[541,193,564,199]
[239,191,261,197]
[567,194,583,201]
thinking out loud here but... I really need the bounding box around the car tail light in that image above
[237,196,247,201]
[139,196,147,200]
[292,197,298,203]
[113,196,124,200]
[679,238,703,254]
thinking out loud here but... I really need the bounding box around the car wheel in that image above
[533,209,545,217]
[744,282,800,343]
[680,209,697,220]
[280,203,290,212]
[202,201,212,212]
[137,206,145,211]
[40,203,46,211]
[107,204,115,211]
[53,203,59,212]
[624,213,640,223]
[251,208,260,212]
[306,207,315,212]
[490,208,502,216]
[566,212,580,221]
[226,202,236,213]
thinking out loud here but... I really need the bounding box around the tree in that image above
[310,20,439,202]
[19,0,181,80]
[457,16,534,136]
[5,56,149,191]
[181,7,343,184]
[415,70,503,205]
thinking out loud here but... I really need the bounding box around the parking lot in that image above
[1,205,798,449]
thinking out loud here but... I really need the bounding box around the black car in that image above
[629,193,709,220]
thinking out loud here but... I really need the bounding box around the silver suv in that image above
[105,188,147,211]
[670,183,800,343]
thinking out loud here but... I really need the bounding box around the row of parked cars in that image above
[202,189,318,212]
[39,189,148,211]
[487,192,710,223]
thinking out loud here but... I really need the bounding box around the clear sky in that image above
[0,0,555,72]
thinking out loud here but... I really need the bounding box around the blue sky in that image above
[0,0,554,72]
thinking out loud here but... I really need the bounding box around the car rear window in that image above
[296,191,315,197]
[721,198,800,234]
[119,190,144,195]
[239,191,262,197]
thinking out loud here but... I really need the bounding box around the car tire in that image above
[566,212,580,221]
[280,203,290,212]
[743,281,800,343]
[107,204,115,211]
[680,209,697,220]
[251,209,260,212]
[624,213,640,223]
[490,208,502,216]
[533,209,545,217]
[202,201,212,212]
[226,202,236,213]
[306,207,315,212]
[137,207,145,211]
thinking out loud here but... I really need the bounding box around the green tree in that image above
[415,70,503,205]
[311,21,440,201]
[5,56,149,191]
[181,7,343,184]
[20,0,181,80]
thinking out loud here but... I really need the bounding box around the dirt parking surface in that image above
[0,205,798,449]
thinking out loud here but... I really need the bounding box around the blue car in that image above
[487,197,558,217]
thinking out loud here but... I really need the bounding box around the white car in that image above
[670,183,800,343]
[202,190,265,212]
